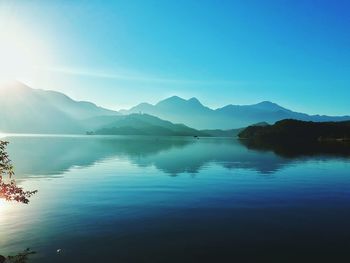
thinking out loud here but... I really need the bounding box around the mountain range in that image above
[0,82,119,133]
[123,96,350,129]
[1,82,350,134]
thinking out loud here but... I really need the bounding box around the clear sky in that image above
[0,0,349,115]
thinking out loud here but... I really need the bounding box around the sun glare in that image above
[0,21,49,85]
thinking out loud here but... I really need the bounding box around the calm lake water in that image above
[1,135,350,262]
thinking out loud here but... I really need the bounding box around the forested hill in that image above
[239,119,350,142]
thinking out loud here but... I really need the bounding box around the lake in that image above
[1,135,350,262]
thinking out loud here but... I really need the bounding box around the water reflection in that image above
[4,135,294,177]
[0,140,37,204]
[4,135,350,178]
[2,135,350,263]
[240,138,350,158]
[0,140,37,262]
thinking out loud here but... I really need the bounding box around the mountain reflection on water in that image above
[4,135,350,178]
[5,135,284,176]
[2,135,350,263]
[240,138,350,158]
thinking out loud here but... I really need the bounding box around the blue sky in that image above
[1,0,350,114]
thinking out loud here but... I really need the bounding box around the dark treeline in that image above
[238,119,350,158]
[239,119,350,142]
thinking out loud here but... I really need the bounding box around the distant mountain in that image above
[124,97,350,129]
[2,82,350,134]
[0,82,119,133]
[93,113,208,136]
[124,96,216,129]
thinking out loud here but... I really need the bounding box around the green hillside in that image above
[94,114,208,136]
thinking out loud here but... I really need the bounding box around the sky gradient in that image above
[0,0,349,115]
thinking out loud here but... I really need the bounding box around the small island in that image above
[238,119,350,157]
[239,119,350,142]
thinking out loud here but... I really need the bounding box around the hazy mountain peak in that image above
[188,97,203,105]
[256,100,275,105]
[252,101,286,111]
[0,80,31,93]
[138,102,153,107]
[156,95,186,106]
[156,96,205,108]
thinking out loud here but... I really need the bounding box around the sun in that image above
[0,39,28,82]
[0,21,50,84]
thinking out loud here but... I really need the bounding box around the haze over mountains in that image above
[0,82,118,133]
[124,96,350,129]
[1,82,350,134]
